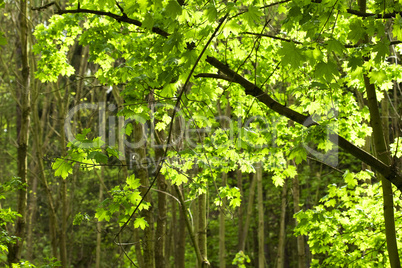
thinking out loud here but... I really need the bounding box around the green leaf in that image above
[88,151,108,164]
[134,217,149,230]
[243,5,263,27]
[368,69,387,84]
[205,4,218,22]
[272,174,284,187]
[166,0,182,18]
[95,208,110,222]
[126,175,141,189]
[279,42,305,69]
[348,56,363,70]
[326,40,345,55]
[348,19,366,42]
[288,146,307,164]
[315,61,339,81]
[125,123,133,136]
[393,14,402,39]
[373,41,390,63]
[142,12,154,31]
[129,191,142,204]
[52,158,73,179]
[161,83,176,98]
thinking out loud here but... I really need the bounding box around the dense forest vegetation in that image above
[1,0,402,267]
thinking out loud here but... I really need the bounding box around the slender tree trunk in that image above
[292,172,306,268]
[152,95,167,267]
[240,173,256,251]
[277,179,287,268]
[95,167,104,268]
[218,93,230,268]
[198,184,207,266]
[256,162,265,268]
[381,91,400,267]
[133,121,155,268]
[54,81,69,268]
[33,84,59,259]
[237,169,244,251]
[358,1,400,267]
[8,0,31,264]
[174,115,186,268]
[176,185,186,268]
[26,163,37,261]
[174,184,209,267]
[219,172,227,268]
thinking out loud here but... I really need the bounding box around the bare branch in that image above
[31,1,60,11]
[242,32,302,44]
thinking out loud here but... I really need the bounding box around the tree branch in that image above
[346,9,400,19]
[56,9,169,37]
[202,56,402,191]
[242,32,302,44]
[31,1,60,11]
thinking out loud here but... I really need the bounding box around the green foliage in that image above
[52,129,120,179]
[232,251,251,268]
[95,175,150,227]
[0,178,22,255]
[295,171,402,267]
[27,0,402,266]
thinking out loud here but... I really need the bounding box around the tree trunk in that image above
[219,172,227,268]
[358,1,400,267]
[239,173,256,251]
[8,0,31,264]
[277,179,287,268]
[237,169,244,251]
[256,162,265,268]
[174,184,209,267]
[293,172,306,268]
[134,121,155,268]
[176,185,186,268]
[152,96,167,267]
[198,186,207,267]
[95,167,104,268]
[26,162,37,261]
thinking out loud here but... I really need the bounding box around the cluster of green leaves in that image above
[52,128,120,179]
[232,250,251,268]
[0,178,21,255]
[95,174,150,229]
[295,171,402,267]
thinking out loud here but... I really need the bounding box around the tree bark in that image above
[95,167,104,268]
[219,172,227,268]
[277,179,287,268]
[237,170,244,251]
[357,1,401,267]
[239,173,256,251]
[133,121,155,268]
[292,172,306,268]
[176,185,186,268]
[8,0,31,264]
[174,184,209,267]
[256,162,265,268]
[153,112,167,267]
[198,186,207,267]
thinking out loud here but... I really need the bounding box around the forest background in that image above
[1,0,402,267]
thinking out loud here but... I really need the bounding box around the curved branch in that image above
[202,56,402,191]
[56,9,170,37]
